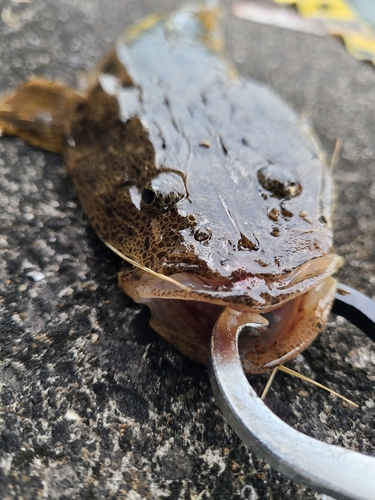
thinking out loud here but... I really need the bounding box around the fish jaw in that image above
[223,277,336,374]
[119,260,339,374]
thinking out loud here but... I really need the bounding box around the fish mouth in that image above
[119,255,341,374]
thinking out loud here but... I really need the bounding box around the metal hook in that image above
[208,282,375,500]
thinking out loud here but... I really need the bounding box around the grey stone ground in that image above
[1,0,375,498]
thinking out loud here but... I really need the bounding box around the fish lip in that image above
[121,254,343,312]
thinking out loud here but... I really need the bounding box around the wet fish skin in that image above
[65,6,337,291]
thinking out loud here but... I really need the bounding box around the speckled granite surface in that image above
[0,1,375,499]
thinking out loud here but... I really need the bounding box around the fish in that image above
[0,2,342,374]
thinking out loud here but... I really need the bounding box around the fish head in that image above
[111,131,342,373]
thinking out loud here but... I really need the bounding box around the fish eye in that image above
[140,170,187,213]
[141,187,157,206]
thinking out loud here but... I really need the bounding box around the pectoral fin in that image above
[0,77,83,153]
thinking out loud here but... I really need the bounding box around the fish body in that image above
[0,3,341,372]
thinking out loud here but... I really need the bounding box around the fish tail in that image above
[0,77,83,153]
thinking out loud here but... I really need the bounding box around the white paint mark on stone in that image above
[241,484,259,500]
[41,479,49,499]
[346,346,375,369]
[21,259,34,270]
[90,333,99,344]
[11,313,23,324]
[127,490,142,500]
[154,439,172,459]
[191,490,207,500]
[57,286,74,298]
[0,453,13,474]
[65,200,77,209]
[319,411,328,424]
[65,410,81,422]
[38,201,65,218]
[106,469,123,495]
[26,270,45,282]
[199,448,226,475]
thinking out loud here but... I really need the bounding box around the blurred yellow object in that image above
[271,0,375,64]
[273,0,359,21]
[342,32,375,62]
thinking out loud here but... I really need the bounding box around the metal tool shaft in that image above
[208,282,375,500]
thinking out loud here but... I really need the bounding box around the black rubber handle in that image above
[333,283,375,343]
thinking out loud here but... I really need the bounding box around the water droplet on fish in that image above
[258,164,302,199]
[268,208,279,221]
[194,228,212,242]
